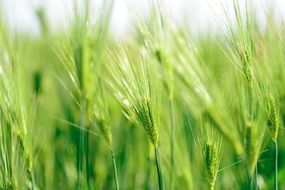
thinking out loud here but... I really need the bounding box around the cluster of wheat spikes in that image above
[0,26,37,189]
[55,0,119,189]
[1,0,285,189]
[107,43,164,189]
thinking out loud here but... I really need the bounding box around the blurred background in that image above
[2,0,285,37]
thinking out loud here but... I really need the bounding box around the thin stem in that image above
[155,147,164,190]
[249,173,253,190]
[249,166,257,190]
[274,141,278,190]
[168,99,175,190]
[111,150,119,190]
[76,135,81,190]
[86,127,91,189]
[28,168,35,190]
[77,98,86,190]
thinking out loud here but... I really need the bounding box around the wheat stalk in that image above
[173,33,244,155]
[220,2,270,188]
[155,49,175,189]
[92,78,119,190]
[0,33,37,189]
[55,0,114,186]
[108,44,164,190]
[266,93,279,190]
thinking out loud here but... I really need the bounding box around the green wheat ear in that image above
[266,93,279,142]
[136,97,158,147]
[16,129,33,171]
[204,141,218,190]
[96,117,112,147]
[244,123,258,176]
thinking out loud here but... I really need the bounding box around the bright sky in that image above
[2,0,285,37]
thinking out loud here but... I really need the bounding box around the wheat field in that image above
[0,0,284,189]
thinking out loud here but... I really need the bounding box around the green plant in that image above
[0,29,37,190]
[0,0,285,189]
[55,1,114,188]
[266,93,280,190]
[108,45,164,190]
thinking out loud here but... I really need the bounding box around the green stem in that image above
[86,128,91,189]
[249,166,257,190]
[28,168,35,190]
[274,141,278,190]
[168,99,175,190]
[111,150,119,190]
[77,98,86,190]
[155,147,164,190]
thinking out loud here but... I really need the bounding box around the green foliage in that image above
[0,0,284,189]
